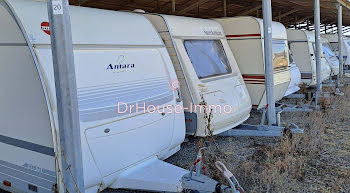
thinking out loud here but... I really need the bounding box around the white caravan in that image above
[216,17,294,109]
[287,29,331,86]
[344,36,350,67]
[145,14,252,137]
[322,34,350,66]
[285,50,302,96]
[321,37,339,76]
[0,0,190,192]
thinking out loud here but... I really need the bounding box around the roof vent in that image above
[133,9,146,13]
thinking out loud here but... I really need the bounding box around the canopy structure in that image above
[70,0,350,33]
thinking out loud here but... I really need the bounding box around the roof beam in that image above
[273,9,299,21]
[78,0,91,5]
[177,0,211,14]
[159,1,171,12]
[200,1,227,17]
[337,0,350,10]
[285,15,313,26]
[236,4,262,16]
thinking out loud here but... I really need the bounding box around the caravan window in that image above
[272,40,289,70]
[184,40,232,79]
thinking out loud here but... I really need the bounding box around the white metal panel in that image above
[322,37,339,76]
[284,63,301,96]
[0,4,56,192]
[255,17,287,40]
[0,4,25,43]
[343,39,350,64]
[287,29,311,42]
[215,17,261,37]
[0,46,53,148]
[227,39,264,74]
[85,112,174,177]
[322,34,339,43]
[5,0,163,45]
[215,16,287,40]
[162,15,225,38]
[304,31,317,42]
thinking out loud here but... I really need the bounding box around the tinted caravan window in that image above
[184,40,232,79]
[272,40,289,70]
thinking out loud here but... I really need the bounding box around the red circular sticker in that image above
[41,22,50,35]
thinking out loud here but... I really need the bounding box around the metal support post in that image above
[47,0,85,192]
[314,0,322,105]
[338,4,343,79]
[263,0,276,125]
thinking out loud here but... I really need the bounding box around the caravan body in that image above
[287,29,331,86]
[285,50,302,96]
[145,14,252,137]
[343,36,350,66]
[344,36,350,67]
[322,34,350,66]
[321,37,339,76]
[216,17,293,109]
[0,0,188,193]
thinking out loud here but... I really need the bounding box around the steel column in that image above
[47,0,85,192]
[338,4,343,79]
[262,0,276,125]
[314,0,322,97]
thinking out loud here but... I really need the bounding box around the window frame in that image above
[272,40,289,71]
[183,39,233,80]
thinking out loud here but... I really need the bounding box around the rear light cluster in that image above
[3,180,11,187]
[2,180,38,192]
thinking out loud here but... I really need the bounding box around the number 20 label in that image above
[52,0,63,15]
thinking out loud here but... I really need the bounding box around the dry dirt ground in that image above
[108,86,350,193]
